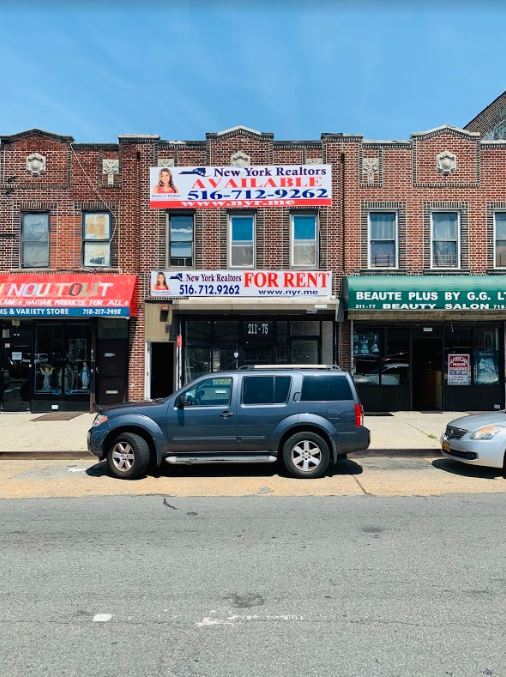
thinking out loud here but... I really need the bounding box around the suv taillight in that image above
[354,403,364,427]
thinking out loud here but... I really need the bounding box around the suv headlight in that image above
[470,425,506,440]
[92,414,108,427]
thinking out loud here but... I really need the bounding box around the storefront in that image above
[0,274,137,412]
[343,275,506,412]
[146,269,336,395]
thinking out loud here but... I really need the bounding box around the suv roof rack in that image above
[237,364,342,371]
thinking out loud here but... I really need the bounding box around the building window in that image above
[291,213,318,268]
[83,212,112,267]
[494,212,506,268]
[368,212,397,268]
[168,214,194,267]
[22,213,49,268]
[229,214,255,268]
[431,211,460,268]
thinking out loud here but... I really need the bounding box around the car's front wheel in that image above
[282,431,330,479]
[107,432,150,480]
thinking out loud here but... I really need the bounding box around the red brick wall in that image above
[3,124,506,401]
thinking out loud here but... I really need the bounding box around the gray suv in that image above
[88,366,370,480]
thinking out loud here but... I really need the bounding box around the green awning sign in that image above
[343,276,506,311]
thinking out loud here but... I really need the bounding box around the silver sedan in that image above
[441,412,506,472]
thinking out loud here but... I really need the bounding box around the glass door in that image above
[1,321,33,412]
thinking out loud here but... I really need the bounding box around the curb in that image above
[0,449,441,461]
[0,451,93,460]
[352,449,440,458]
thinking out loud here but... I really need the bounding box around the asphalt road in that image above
[1,495,505,677]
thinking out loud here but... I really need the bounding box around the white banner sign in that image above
[149,164,332,209]
[151,270,333,298]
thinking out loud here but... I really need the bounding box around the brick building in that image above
[2,92,506,412]
[0,129,138,412]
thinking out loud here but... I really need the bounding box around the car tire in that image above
[107,432,151,480]
[282,431,331,479]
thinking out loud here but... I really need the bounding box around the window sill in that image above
[424,269,470,275]
[14,268,53,272]
[359,268,407,275]
[81,267,120,272]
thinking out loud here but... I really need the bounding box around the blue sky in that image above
[1,1,505,142]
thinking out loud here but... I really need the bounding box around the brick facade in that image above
[2,103,506,407]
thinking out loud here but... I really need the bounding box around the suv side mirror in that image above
[176,395,187,408]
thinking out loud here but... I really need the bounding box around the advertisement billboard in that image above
[150,270,333,298]
[149,164,332,209]
[0,274,137,317]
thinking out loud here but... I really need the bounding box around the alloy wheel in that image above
[111,441,135,472]
[291,440,322,473]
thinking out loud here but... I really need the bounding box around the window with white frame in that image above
[229,214,255,268]
[83,212,112,267]
[494,212,506,268]
[22,213,50,268]
[368,212,397,268]
[168,214,194,267]
[431,211,460,268]
[291,213,318,268]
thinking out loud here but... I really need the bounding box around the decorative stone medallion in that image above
[436,150,457,176]
[26,153,46,176]
[102,159,119,186]
[158,158,175,168]
[362,157,379,186]
[230,150,250,167]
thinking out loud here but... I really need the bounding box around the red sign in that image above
[0,274,138,318]
[448,353,470,385]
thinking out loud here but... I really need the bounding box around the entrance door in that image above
[96,339,128,406]
[412,338,443,410]
[1,322,32,412]
[150,343,174,399]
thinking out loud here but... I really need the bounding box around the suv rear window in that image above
[242,376,291,405]
[301,375,352,401]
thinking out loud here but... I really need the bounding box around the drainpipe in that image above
[339,152,346,366]
[340,152,346,273]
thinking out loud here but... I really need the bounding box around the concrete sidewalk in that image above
[0,409,469,458]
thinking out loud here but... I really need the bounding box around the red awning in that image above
[0,273,138,318]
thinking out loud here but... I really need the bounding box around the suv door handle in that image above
[220,410,234,419]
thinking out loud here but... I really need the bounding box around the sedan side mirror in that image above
[176,395,191,408]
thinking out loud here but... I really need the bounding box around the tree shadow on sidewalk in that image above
[432,458,504,480]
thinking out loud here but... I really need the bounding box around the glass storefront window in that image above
[34,323,91,395]
[292,339,319,363]
[353,331,381,358]
[290,320,320,336]
[353,328,407,386]
[183,318,328,383]
[473,328,499,385]
[184,347,211,382]
[186,321,213,343]
[444,327,471,386]
[212,347,238,372]
[214,321,240,343]
[384,328,409,386]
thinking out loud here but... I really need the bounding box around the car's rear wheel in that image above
[107,432,150,480]
[282,431,330,479]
